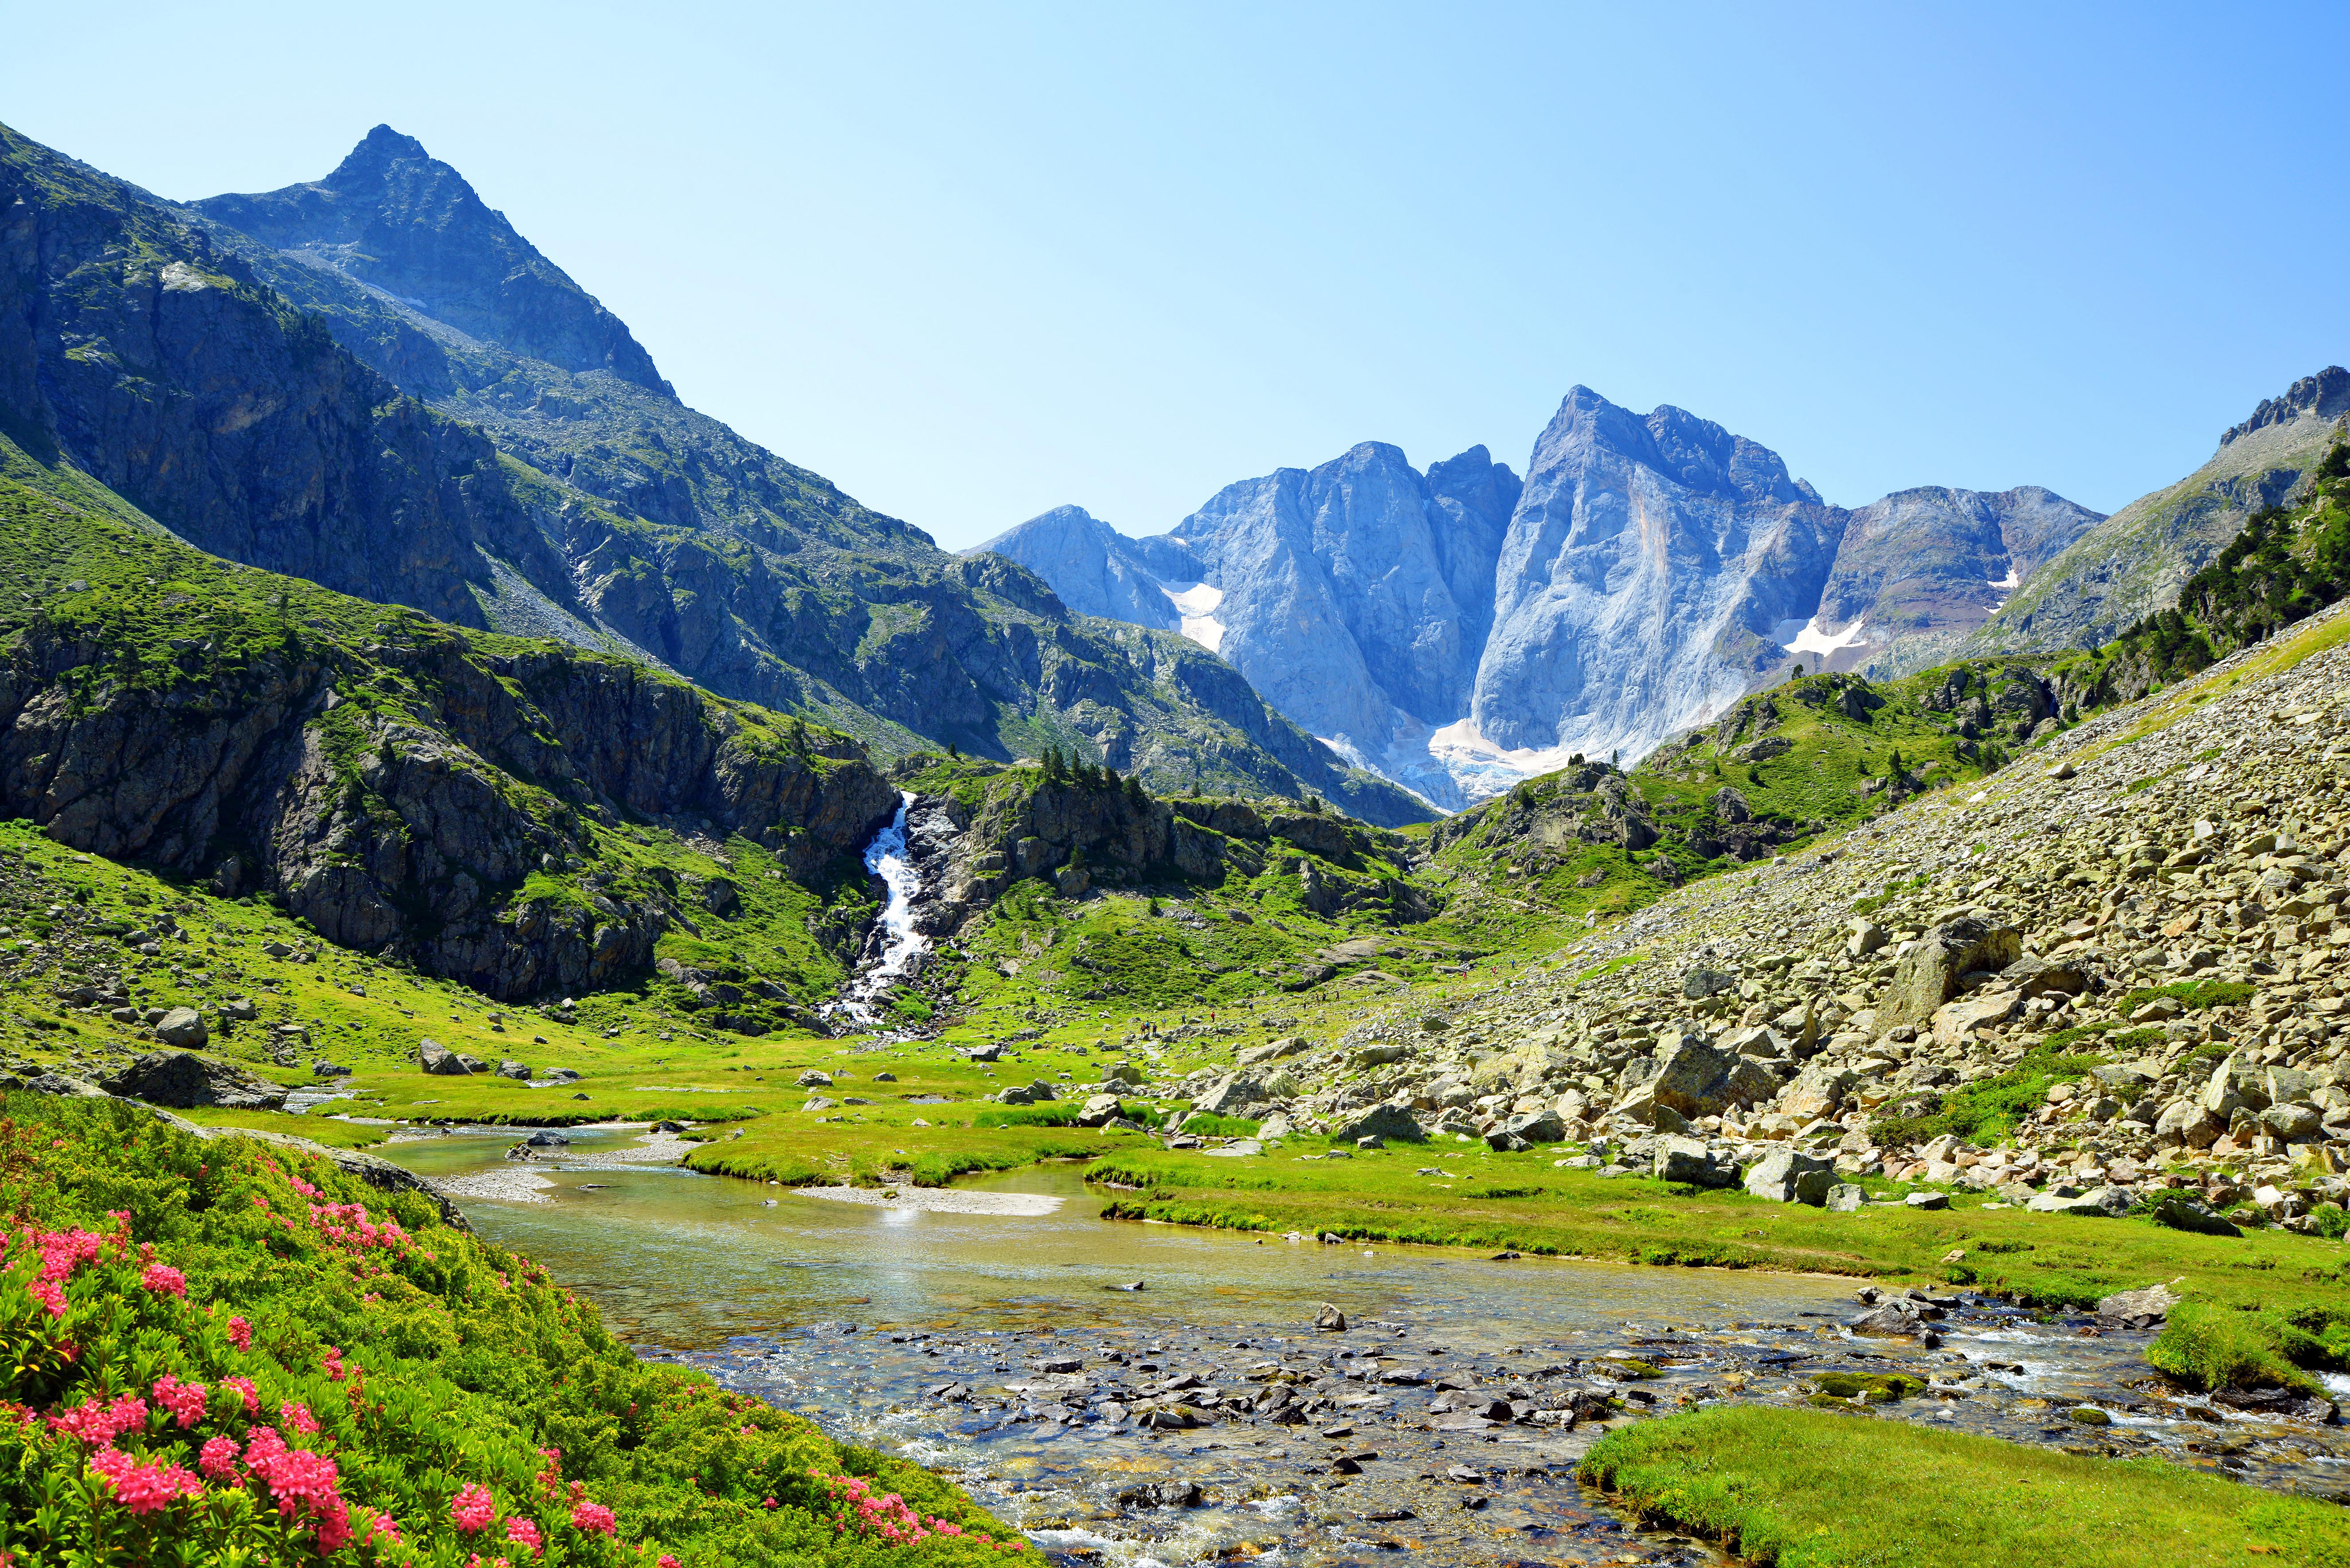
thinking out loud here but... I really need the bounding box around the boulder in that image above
[417,1038,470,1075]
[2095,1283,2181,1329]
[495,1060,531,1081]
[2154,1098,2222,1150]
[2027,1185,2133,1217]
[1780,1061,1857,1118]
[1825,1182,1867,1212]
[1999,955,2088,997]
[1193,1072,1266,1117]
[1743,1149,1836,1204]
[1880,919,2022,1030]
[1332,1103,1425,1144]
[1649,1037,1778,1118]
[962,1043,1003,1064]
[151,1007,208,1049]
[2203,1052,2272,1118]
[1846,919,1889,958]
[1314,1302,1348,1332]
[1682,967,1738,1000]
[1654,1135,1736,1188]
[103,1052,288,1111]
[2150,1194,2242,1237]
[1931,991,2022,1048]
[797,1069,834,1088]
[1077,1093,1124,1128]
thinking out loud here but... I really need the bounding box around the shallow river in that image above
[383,1126,2350,1567]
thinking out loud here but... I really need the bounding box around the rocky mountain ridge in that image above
[0,120,1425,824]
[980,390,2108,807]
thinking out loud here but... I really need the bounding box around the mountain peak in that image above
[334,124,433,175]
[192,129,672,396]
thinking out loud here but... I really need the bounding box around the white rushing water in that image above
[825,792,929,1026]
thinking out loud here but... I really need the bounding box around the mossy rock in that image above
[1810,1372,1928,1405]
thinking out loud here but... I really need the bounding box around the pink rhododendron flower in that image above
[361,1509,403,1546]
[139,1262,187,1297]
[279,1400,319,1435]
[48,1394,148,1446]
[321,1346,345,1381]
[505,1515,543,1556]
[570,1501,616,1536]
[451,1482,497,1533]
[226,1316,252,1353]
[27,1280,65,1318]
[198,1437,242,1480]
[222,1376,258,1414]
[87,1445,202,1514]
[153,1375,209,1429]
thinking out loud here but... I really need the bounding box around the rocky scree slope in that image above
[136,123,1420,823]
[0,440,900,1003]
[984,392,2102,806]
[1975,367,2350,656]
[1221,604,2350,1251]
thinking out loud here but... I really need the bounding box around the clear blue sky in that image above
[7,3,2346,550]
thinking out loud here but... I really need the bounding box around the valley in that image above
[4,108,2350,1568]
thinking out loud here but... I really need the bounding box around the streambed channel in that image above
[383,1126,2350,1566]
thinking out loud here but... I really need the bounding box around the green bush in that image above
[2147,1302,2315,1393]
[0,1096,1025,1566]
[1869,1045,2107,1149]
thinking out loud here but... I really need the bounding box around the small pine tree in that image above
[1792,662,1805,678]
[1122,772,1148,807]
[946,740,960,760]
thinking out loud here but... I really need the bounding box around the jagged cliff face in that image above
[0,120,1428,825]
[1970,367,2350,653]
[1470,391,1849,764]
[986,391,2115,805]
[981,444,1521,807]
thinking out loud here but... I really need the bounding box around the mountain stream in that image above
[382,1128,2350,1567]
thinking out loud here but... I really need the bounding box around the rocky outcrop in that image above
[104,1052,289,1111]
[0,557,897,999]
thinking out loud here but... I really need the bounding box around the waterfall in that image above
[825,792,930,1027]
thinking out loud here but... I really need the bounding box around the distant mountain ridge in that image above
[979,391,2105,806]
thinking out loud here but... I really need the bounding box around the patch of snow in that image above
[1427,717,1585,789]
[1781,613,1867,658]
[1988,565,2019,590]
[1159,580,1226,653]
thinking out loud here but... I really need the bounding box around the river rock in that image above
[496,1060,530,1081]
[2095,1283,2181,1329]
[1315,1303,1348,1332]
[1077,1093,1123,1127]
[103,1051,288,1111]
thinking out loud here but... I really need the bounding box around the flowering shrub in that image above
[0,1096,1025,1566]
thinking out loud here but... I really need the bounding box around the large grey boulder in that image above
[417,1038,470,1075]
[152,1007,208,1049]
[1077,1093,1123,1128]
[1332,1103,1425,1144]
[1743,1148,1836,1204]
[1193,1072,1267,1117]
[1880,919,2022,1030]
[2027,1185,2133,1217]
[2095,1283,2180,1329]
[1654,1135,1736,1188]
[104,1052,288,1111]
[1484,1109,1566,1151]
[1649,1037,1778,1118]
